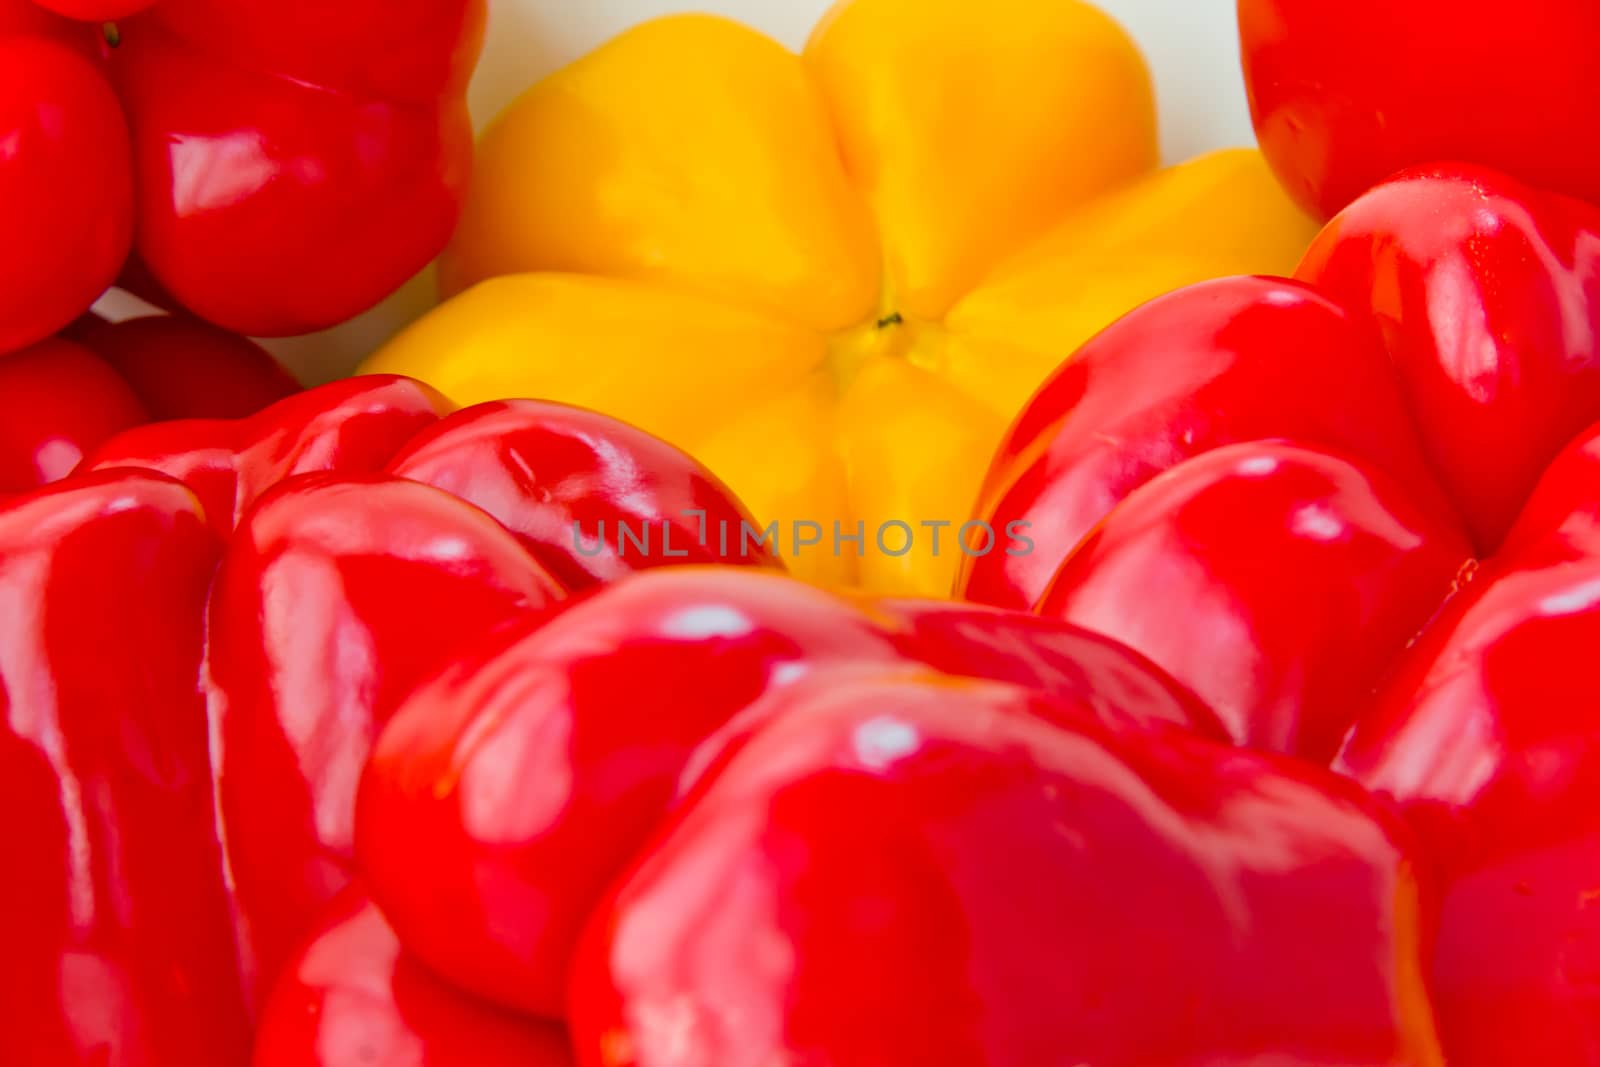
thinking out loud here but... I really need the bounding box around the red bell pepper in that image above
[965,162,1600,1063]
[344,568,1437,1064]
[1239,0,1600,219]
[0,0,481,350]
[0,471,247,1064]
[14,165,1600,1065]
[0,17,129,354]
[574,672,1435,1066]
[1328,419,1600,1064]
[0,376,775,1063]
[63,313,302,420]
[0,340,148,491]
[354,572,1217,1018]
[212,472,567,993]
[0,315,297,493]
[255,888,574,1067]
[83,380,776,582]
[330,162,1600,1065]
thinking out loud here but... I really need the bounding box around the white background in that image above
[260,0,1256,380]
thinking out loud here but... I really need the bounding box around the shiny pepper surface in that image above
[968,163,1600,1064]
[365,0,1317,596]
[0,376,770,1064]
[0,0,482,349]
[349,568,1442,1065]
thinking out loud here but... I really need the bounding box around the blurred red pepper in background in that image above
[63,314,301,420]
[0,0,482,351]
[0,16,129,354]
[1239,0,1600,219]
[0,314,298,493]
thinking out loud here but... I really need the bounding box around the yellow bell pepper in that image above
[365,0,1318,596]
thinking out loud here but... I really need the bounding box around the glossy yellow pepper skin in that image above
[365,0,1318,595]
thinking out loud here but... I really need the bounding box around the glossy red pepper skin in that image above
[355,568,1224,1020]
[1501,422,1600,565]
[358,571,907,1019]
[969,166,1600,609]
[966,164,1600,1062]
[1298,166,1600,550]
[865,597,1227,739]
[0,339,149,491]
[255,889,573,1067]
[71,376,774,1005]
[110,11,476,336]
[0,471,249,1065]
[571,673,1442,1067]
[0,320,298,494]
[0,373,808,1061]
[150,0,479,105]
[386,400,782,591]
[86,375,456,537]
[1239,0,1600,219]
[87,377,778,582]
[210,474,565,996]
[1335,446,1600,1066]
[1038,440,1471,762]
[960,274,1449,610]
[0,0,482,344]
[0,30,131,353]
